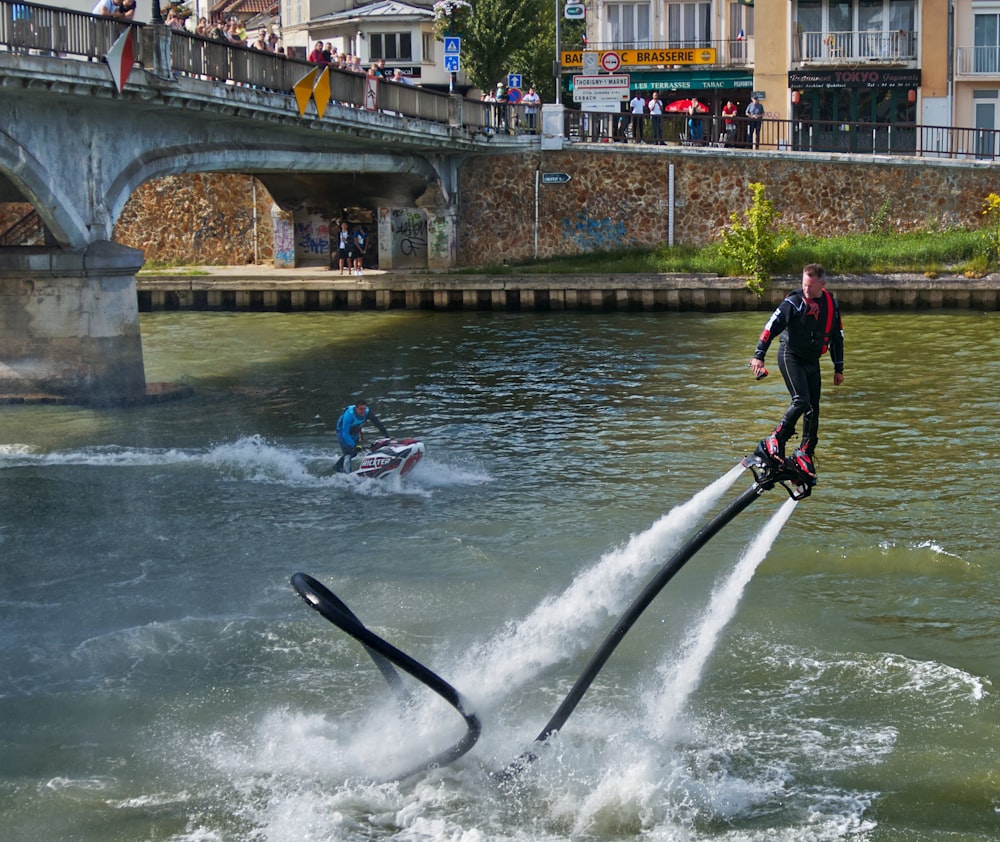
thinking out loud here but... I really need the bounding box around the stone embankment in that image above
[137,266,1000,312]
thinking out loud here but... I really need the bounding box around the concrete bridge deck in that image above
[136,265,1000,313]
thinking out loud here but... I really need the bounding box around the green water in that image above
[0,309,998,841]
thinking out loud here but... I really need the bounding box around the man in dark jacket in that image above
[749,264,844,479]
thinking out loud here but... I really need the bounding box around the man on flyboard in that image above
[749,264,844,481]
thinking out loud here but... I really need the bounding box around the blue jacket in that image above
[336,404,387,448]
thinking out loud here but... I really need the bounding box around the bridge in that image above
[1,2,997,406]
[0,1,547,403]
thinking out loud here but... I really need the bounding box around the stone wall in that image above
[104,150,1000,268]
[113,173,276,266]
[456,149,1000,266]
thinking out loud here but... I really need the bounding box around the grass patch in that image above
[473,229,985,279]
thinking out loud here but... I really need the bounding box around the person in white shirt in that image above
[629,92,646,143]
[647,91,664,145]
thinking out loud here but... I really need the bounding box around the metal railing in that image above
[796,29,918,63]
[956,45,1000,76]
[0,0,497,135]
[564,111,1000,160]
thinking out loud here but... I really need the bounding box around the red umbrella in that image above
[664,98,709,114]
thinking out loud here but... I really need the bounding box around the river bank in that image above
[136,265,1000,312]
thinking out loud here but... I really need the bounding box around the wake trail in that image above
[454,463,747,702]
[648,495,798,739]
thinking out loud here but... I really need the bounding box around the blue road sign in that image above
[444,54,460,72]
[507,73,522,89]
[444,37,461,55]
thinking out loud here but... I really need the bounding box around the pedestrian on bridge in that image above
[92,0,135,21]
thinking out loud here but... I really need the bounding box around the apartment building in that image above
[570,1,978,147]
[278,0,454,89]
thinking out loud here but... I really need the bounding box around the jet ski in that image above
[351,438,425,480]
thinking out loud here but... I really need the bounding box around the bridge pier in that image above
[0,241,147,405]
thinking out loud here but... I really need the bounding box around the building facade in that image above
[277,0,459,90]
[570,1,988,150]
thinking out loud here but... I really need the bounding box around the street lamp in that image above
[151,1,163,23]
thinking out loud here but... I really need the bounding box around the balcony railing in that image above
[797,29,917,64]
[570,38,754,68]
[955,45,1000,77]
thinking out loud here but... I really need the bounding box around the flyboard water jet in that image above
[290,450,813,781]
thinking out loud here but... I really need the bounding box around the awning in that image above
[599,69,753,93]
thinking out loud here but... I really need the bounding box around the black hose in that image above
[509,481,766,771]
[291,572,482,779]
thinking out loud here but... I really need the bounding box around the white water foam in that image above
[648,496,798,741]
[0,434,488,496]
[451,463,747,705]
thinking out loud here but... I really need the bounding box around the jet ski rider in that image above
[749,263,844,479]
[335,400,389,473]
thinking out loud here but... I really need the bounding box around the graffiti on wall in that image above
[192,210,255,251]
[295,214,330,262]
[561,213,627,251]
[391,208,427,268]
[272,210,295,266]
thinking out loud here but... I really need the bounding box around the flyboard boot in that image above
[791,437,817,482]
[754,424,790,468]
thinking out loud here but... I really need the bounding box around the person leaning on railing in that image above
[91,0,136,22]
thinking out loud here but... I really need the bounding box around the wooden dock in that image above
[136,268,1000,312]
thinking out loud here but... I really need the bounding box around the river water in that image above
[1,309,998,841]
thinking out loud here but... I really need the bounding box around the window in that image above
[422,31,434,62]
[605,3,651,47]
[667,2,710,47]
[369,32,413,61]
[975,12,1000,73]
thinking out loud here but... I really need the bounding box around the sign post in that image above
[444,36,461,94]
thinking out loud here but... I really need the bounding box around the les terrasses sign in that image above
[788,68,921,89]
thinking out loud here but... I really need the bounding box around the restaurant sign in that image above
[788,68,921,89]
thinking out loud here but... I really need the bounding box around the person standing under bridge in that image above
[750,264,844,480]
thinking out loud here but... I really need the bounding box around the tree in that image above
[435,0,547,92]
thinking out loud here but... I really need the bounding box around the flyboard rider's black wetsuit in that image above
[752,279,844,477]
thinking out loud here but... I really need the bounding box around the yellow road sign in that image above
[313,68,331,119]
[293,68,319,116]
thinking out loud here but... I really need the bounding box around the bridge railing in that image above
[0,1,477,133]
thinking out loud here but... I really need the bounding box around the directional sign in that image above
[444,54,460,73]
[507,73,522,89]
[572,74,630,103]
[444,37,461,54]
[541,172,571,184]
[600,51,621,73]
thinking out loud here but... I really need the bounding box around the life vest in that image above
[820,289,835,355]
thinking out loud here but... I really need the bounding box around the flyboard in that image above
[291,446,814,781]
[349,437,425,480]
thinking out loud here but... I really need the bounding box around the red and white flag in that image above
[106,28,136,93]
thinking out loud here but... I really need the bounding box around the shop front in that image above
[788,68,920,153]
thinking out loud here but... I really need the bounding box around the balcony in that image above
[955,46,1000,79]
[796,29,917,65]
[577,38,754,69]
